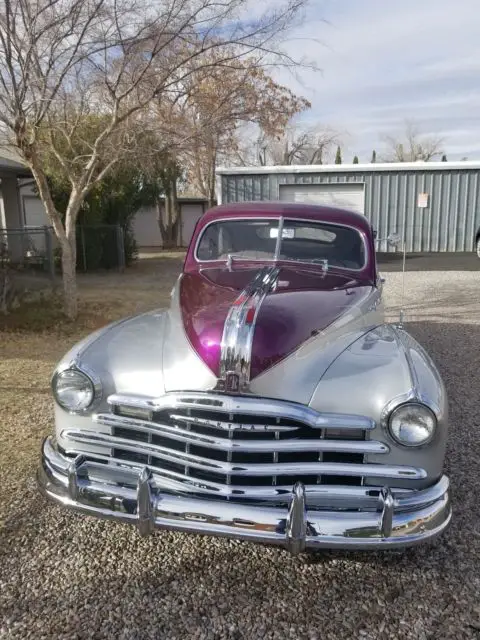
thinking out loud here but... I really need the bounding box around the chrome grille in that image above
[60,393,426,501]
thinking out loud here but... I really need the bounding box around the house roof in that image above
[153,196,208,205]
[0,147,32,178]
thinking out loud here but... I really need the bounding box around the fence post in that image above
[80,226,87,272]
[116,225,125,272]
[44,226,55,280]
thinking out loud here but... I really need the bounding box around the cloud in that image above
[269,0,480,160]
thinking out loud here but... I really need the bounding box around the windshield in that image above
[196,218,366,270]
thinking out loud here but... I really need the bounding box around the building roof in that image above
[0,147,32,177]
[217,160,480,175]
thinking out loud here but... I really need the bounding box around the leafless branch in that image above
[380,119,444,162]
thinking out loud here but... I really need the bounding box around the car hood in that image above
[62,266,383,406]
[180,266,373,379]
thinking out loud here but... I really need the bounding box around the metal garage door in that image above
[22,195,49,227]
[181,203,204,246]
[279,183,365,214]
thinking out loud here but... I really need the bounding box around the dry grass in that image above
[0,255,184,523]
[0,253,184,334]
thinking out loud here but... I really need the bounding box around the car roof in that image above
[184,201,377,280]
[201,201,372,234]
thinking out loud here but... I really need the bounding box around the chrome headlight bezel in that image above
[382,399,437,448]
[51,363,102,414]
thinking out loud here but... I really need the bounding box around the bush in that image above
[76,225,128,271]
[52,224,137,273]
[42,159,149,272]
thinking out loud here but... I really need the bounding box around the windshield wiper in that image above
[226,254,329,273]
[226,253,275,271]
[277,257,329,273]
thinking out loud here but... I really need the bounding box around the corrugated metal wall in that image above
[221,169,480,252]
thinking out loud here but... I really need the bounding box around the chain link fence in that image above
[0,224,127,278]
[74,224,126,272]
[0,224,128,313]
[0,226,55,276]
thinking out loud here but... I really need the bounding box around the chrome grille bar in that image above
[55,392,427,498]
[61,430,425,479]
[90,418,389,454]
[169,413,298,432]
[107,393,376,431]
[55,449,431,508]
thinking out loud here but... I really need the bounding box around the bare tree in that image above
[380,120,444,163]
[181,54,310,207]
[251,124,340,166]
[133,49,310,242]
[0,0,309,318]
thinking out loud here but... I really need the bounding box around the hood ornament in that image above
[214,266,280,394]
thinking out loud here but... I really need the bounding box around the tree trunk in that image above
[157,167,181,249]
[207,149,217,209]
[171,174,181,246]
[27,155,81,319]
[61,228,78,320]
[156,199,167,245]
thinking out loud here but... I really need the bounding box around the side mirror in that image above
[387,233,402,247]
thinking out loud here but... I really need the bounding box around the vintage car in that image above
[38,202,451,554]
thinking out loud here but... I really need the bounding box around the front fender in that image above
[310,324,448,488]
[52,306,217,452]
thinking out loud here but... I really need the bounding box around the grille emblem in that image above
[225,372,240,393]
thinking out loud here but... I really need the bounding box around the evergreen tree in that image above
[335,146,342,164]
[441,154,447,162]
[353,155,359,164]
[371,150,376,163]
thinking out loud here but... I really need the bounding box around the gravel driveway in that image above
[1,261,480,640]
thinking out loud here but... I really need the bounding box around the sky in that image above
[271,0,480,162]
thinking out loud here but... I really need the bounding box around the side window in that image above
[197,225,220,260]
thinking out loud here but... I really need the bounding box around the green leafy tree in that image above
[44,157,154,269]
[335,146,342,164]
[353,155,359,164]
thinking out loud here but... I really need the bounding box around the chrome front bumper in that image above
[38,437,452,554]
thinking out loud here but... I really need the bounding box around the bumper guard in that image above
[38,437,451,554]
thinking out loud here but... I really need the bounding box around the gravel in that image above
[1,263,480,640]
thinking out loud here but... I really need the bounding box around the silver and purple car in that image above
[38,202,451,554]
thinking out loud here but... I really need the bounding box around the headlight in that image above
[388,402,437,447]
[52,368,98,413]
